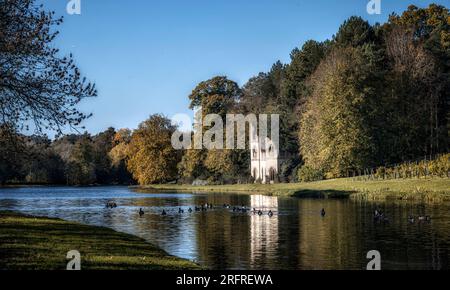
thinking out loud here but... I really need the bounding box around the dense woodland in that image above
[1,1,449,185]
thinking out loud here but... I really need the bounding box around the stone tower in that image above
[250,124,279,184]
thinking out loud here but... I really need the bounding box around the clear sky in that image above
[41,0,449,135]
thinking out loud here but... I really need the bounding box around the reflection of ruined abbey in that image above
[250,125,279,184]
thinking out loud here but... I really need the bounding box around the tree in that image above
[385,4,450,156]
[299,45,385,177]
[91,128,115,184]
[109,128,134,184]
[0,0,96,134]
[127,114,180,185]
[22,135,65,184]
[282,41,326,107]
[66,134,96,185]
[240,72,275,115]
[383,26,444,160]
[181,76,246,183]
[333,16,375,47]
[188,76,241,116]
[0,125,25,184]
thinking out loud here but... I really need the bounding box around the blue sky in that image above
[41,0,449,135]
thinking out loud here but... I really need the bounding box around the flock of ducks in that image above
[136,203,276,217]
[372,208,431,224]
[108,202,432,224]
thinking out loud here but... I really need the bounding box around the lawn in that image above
[0,211,200,270]
[138,178,450,202]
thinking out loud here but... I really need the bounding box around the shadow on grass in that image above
[291,189,355,199]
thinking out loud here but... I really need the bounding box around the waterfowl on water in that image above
[321,208,326,217]
[188,208,193,213]
[195,206,201,212]
[418,216,431,222]
[178,208,184,214]
[268,210,274,217]
[373,209,382,220]
[373,210,389,223]
[257,210,263,216]
[139,208,144,216]
[162,210,167,216]
[408,215,415,223]
[105,202,117,209]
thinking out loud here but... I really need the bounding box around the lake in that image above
[0,186,449,270]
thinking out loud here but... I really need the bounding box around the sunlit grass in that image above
[0,211,200,270]
[139,178,450,202]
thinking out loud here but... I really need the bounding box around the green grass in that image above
[137,178,450,202]
[0,211,200,270]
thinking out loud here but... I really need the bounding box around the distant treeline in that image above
[0,128,133,185]
[1,3,449,186]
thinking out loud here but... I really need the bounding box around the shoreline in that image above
[136,178,450,202]
[0,211,200,270]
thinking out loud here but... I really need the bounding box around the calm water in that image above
[0,186,449,270]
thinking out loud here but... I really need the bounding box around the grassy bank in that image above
[138,178,450,202]
[0,211,200,270]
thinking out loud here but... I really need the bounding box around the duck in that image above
[268,210,274,217]
[373,210,382,221]
[321,208,326,217]
[139,208,144,216]
[418,216,431,222]
[195,206,201,212]
[374,212,389,223]
[188,208,193,213]
[178,208,184,214]
[162,210,167,216]
[257,210,263,216]
[408,215,415,223]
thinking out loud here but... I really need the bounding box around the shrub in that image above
[298,165,324,182]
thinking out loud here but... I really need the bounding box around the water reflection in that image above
[250,195,278,269]
[0,186,449,270]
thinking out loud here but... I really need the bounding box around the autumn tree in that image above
[180,76,248,183]
[299,45,385,178]
[0,0,96,133]
[384,4,450,157]
[127,114,180,185]
[109,128,134,184]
